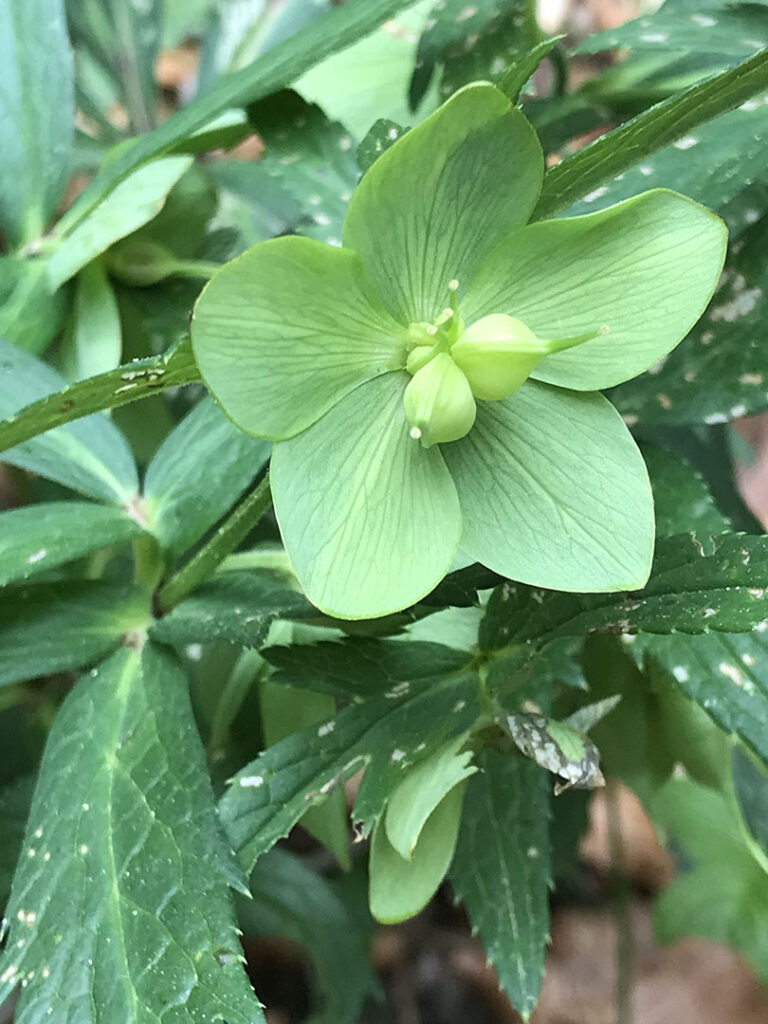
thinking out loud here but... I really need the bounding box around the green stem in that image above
[0,338,200,454]
[159,472,273,611]
[133,534,165,591]
[170,259,222,281]
[208,648,268,760]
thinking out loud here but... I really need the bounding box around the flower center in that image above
[403,281,607,448]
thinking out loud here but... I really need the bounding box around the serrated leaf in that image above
[357,119,408,174]
[57,0,418,241]
[249,90,359,245]
[480,533,768,653]
[143,397,271,557]
[579,1,768,62]
[563,99,768,235]
[150,571,314,648]
[0,502,145,586]
[241,848,379,1024]
[498,36,564,104]
[450,750,550,1020]
[220,670,482,871]
[0,644,264,1021]
[0,0,74,245]
[0,339,138,503]
[637,628,768,766]
[0,581,150,687]
[533,49,768,221]
[264,638,474,701]
[643,443,729,538]
[47,156,193,289]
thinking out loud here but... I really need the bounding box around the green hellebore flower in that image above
[192,82,727,620]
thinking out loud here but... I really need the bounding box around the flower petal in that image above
[442,381,654,591]
[271,373,462,618]
[343,83,543,325]
[463,189,727,391]
[191,236,406,440]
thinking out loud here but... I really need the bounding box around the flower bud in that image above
[105,238,178,287]
[403,353,476,447]
[450,314,549,400]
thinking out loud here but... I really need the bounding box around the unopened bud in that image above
[450,314,549,400]
[106,239,178,287]
[403,353,476,447]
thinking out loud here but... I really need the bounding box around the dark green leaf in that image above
[264,638,474,701]
[563,97,768,235]
[55,0,418,241]
[0,581,150,687]
[637,628,768,765]
[579,2,768,62]
[0,502,145,586]
[480,533,768,653]
[220,671,482,871]
[499,36,564,104]
[151,570,314,648]
[205,160,302,248]
[0,338,200,458]
[450,751,550,1020]
[0,0,74,245]
[143,397,271,557]
[0,339,138,503]
[249,90,359,245]
[533,49,768,221]
[0,776,34,909]
[0,644,264,1021]
[643,443,729,538]
[240,848,379,1024]
[357,119,408,173]
[732,743,768,854]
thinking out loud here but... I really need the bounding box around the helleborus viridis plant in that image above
[192,83,727,619]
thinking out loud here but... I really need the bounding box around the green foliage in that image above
[4,2,768,1019]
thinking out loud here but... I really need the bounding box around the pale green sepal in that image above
[369,781,467,924]
[192,236,408,441]
[385,734,477,860]
[343,83,543,324]
[442,381,654,592]
[463,189,727,391]
[270,373,462,619]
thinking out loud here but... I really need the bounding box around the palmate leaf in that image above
[0,644,264,1023]
[480,532,768,653]
[450,751,550,1021]
[643,443,729,539]
[219,669,483,871]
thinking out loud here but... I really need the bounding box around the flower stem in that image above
[158,472,272,611]
[170,259,222,280]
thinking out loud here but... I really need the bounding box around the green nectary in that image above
[190,81,727,619]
